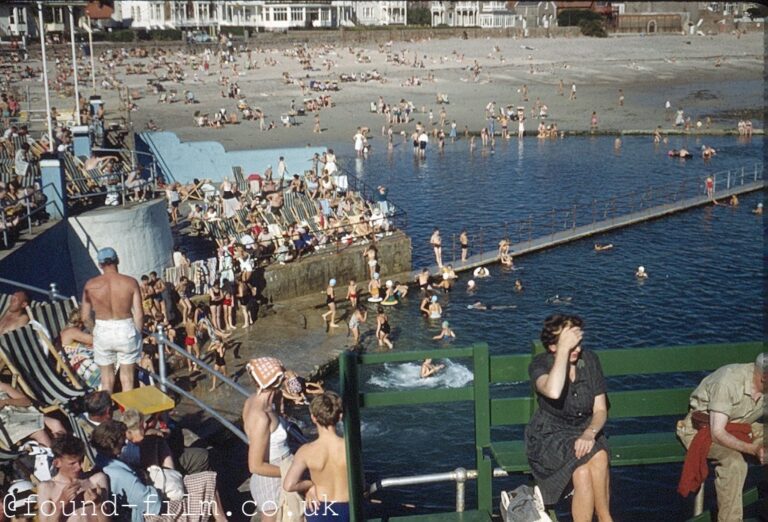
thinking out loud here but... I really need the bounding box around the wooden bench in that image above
[474,341,764,515]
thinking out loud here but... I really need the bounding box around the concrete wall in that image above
[137,132,326,185]
[256,231,412,302]
[0,221,78,298]
[67,199,173,292]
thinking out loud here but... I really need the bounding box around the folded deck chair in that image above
[26,297,78,341]
[0,324,85,411]
[181,179,206,203]
[232,166,248,193]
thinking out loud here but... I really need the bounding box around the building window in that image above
[363,7,373,19]
[132,6,142,22]
[291,8,303,22]
[273,7,287,21]
[152,4,162,21]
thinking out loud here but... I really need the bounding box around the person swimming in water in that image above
[428,295,442,319]
[375,305,393,350]
[514,279,524,292]
[594,243,614,251]
[753,202,763,215]
[635,266,648,279]
[433,321,456,340]
[420,358,445,378]
[383,280,398,304]
[545,295,573,305]
[473,266,490,278]
[466,301,517,311]
[467,280,477,292]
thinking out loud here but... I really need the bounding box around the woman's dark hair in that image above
[377,306,384,314]
[52,433,85,459]
[91,420,127,456]
[540,314,584,348]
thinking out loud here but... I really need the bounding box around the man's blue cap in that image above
[97,247,118,264]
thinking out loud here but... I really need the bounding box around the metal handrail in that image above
[368,467,510,513]
[451,163,764,264]
[151,325,252,446]
[1,181,64,248]
[0,276,71,301]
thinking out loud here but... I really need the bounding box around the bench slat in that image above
[489,432,686,472]
[368,510,490,521]
[597,342,762,377]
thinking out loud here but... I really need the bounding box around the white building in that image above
[348,1,408,26]
[430,1,522,28]
[113,1,406,32]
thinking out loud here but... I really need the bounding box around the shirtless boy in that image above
[284,392,349,521]
[37,434,110,522]
[0,290,30,334]
[80,248,143,393]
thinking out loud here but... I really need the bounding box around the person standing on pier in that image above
[430,228,443,268]
[80,248,143,393]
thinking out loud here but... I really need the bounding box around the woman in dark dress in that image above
[525,314,613,522]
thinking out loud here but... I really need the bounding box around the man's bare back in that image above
[84,273,139,320]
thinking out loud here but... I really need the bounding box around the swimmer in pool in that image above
[514,279,524,292]
[467,280,477,292]
[594,243,614,251]
[466,301,517,311]
[473,266,490,278]
[500,252,514,268]
[420,358,445,378]
[545,295,573,305]
[427,295,442,319]
[753,202,763,215]
[432,320,456,340]
[635,266,648,279]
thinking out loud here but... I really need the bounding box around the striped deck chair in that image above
[0,324,86,411]
[0,159,13,184]
[232,166,247,193]
[10,135,24,154]
[204,220,228,244]
[0,294,10,317]
[65,409,97,467]
[26,297,78,341]
[221,217,240,238]
[61,153,92,196]
[235,207,251,231]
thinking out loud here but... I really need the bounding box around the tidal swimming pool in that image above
[332,135,763,520]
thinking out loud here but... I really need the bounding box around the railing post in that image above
[572,205,576,229]
[455,467,467,513]
[49,283,58,301]
[25,197,32,234]
[156,324,167,392]
[726,171,731,190]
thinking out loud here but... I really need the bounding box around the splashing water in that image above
[367,360,474,389]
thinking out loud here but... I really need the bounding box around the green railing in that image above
[340,340,764,521]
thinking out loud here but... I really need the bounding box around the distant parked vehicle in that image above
[187,32,212,44]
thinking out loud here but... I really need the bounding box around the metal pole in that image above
[68,6,81,125]
[38,2,54,152]
[88,15,96,90]
[157,325,167,392]
[49,283,58,301]
[455,467,467,512]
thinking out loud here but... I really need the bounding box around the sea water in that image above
[335,135,763,520]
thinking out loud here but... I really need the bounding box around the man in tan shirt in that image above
[80,248,143,393]
[677,353,766,522]
[284,392,349,521]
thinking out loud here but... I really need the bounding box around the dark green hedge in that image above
[557,9,603,27]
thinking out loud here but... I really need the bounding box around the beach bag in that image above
[500,485,552,522]
[147,465,186,501]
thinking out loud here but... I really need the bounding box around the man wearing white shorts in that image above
[81,248,143,393]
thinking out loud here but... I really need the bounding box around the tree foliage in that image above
[407,6,431,26]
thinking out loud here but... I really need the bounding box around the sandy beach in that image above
[21,32,763,152]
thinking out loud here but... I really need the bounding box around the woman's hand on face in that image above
[574,434,595,459]
[556,326,582,355]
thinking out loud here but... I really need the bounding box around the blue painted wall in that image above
[0,221,79,299]
[137,132,326,185]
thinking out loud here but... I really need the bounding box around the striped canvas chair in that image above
[232,166,248,193]
[0,324,86,411]
[26,297,79,341]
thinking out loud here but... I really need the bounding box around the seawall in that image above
[255,231,412,302]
